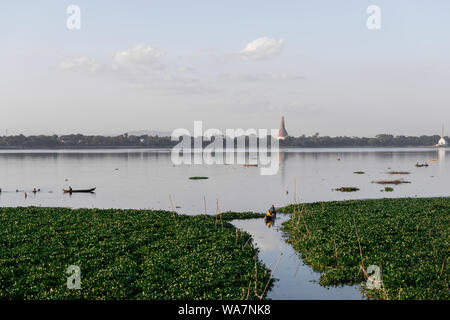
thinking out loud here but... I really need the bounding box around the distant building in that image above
[278,116,288,140]
[436,124,447,147]
[437,136,446,147]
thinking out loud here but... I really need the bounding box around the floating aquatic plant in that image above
[387,171,410,175]
[372,179,411,185]
[280,198,449,300]
[334,187,360,192]
[0,207,272,299]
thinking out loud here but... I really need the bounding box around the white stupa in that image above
[436,124,447,147]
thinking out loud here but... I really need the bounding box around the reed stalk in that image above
[169,194,177,223]
[203,196,207,217]
[333,239,338,260]
[254,253,283,299]
[353,217,364,268]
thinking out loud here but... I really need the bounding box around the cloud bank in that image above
[237,37,284,60]
[113,44,165,70]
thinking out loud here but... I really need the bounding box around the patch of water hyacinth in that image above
[0,207,273,299]
[279,197,449,300]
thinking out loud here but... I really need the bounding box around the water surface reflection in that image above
[232,215,363,299]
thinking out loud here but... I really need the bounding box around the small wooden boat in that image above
[415,163,429,168]
[265,212,276,221]
[243,164,258,167]
[63,187,96,193]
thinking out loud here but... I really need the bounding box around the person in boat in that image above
[69,186,72,193]
[267,205,276,217]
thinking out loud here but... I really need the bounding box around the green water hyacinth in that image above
[217,211,267,221]
[279,198,449,300]
[0,207,273,300]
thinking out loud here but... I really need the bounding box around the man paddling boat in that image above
[266,205,276,219]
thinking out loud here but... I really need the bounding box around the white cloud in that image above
[113,44,164,69]
[237,37,284,60]
[57,42,296,96]
[58,56,101,72]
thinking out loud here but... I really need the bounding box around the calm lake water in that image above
[0,148,448,213]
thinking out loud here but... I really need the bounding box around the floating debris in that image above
[334,187,360,192]
[382,187,394,192]
[387,171,410,175]
[189,176,209,180]
[372,179,411,185]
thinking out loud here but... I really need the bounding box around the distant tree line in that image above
[279,134,447,148]
[0,134,175,149]
[0,133,446,149]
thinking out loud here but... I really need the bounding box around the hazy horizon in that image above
[2,0,449,137]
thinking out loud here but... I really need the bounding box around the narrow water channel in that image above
[231,215,364,300]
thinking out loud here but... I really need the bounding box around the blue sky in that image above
[1,0,449,136]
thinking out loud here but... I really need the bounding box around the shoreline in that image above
[0,146,446,152]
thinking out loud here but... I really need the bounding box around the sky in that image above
[1,0,449,137]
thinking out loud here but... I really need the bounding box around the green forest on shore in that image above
[0,133,446,149]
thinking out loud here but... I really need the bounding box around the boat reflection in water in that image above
[265,214,277,228]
